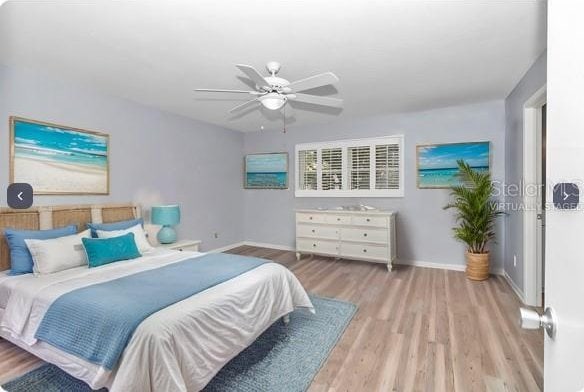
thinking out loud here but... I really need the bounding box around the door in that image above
[536,103,546,307]
[538,2,584,390]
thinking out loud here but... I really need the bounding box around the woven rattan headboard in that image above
[0,203,141,271]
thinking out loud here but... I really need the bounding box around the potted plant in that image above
[444,160,503,281]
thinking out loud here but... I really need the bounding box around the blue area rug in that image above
[2,295,357,392]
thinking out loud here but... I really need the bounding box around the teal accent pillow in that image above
[87,218,144,238]
[5,225,78,276]
[82,233,142,268]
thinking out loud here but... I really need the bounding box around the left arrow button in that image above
[7,183,33,209]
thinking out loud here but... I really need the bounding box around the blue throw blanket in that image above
[35,253,266,370]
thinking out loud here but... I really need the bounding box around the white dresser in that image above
[295,209,397,271]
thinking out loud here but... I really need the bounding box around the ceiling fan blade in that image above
[195,88,260,94]
[288,72,339,92]
[229,99,259,113]
[287,93,343,108]
[236,64,271,89]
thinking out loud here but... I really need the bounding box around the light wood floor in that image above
[0,246,543,391]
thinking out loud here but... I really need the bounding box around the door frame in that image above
[523,84,546,307]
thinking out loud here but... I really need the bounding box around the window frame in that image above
[297,149,318,191]
[294,135,405,198]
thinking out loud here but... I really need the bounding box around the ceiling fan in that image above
[195,61,343,113]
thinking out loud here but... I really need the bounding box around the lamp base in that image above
[157,226,177,244]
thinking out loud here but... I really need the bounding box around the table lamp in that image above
[151,205,180,244]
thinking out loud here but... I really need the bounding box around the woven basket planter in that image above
[465,251,490,281]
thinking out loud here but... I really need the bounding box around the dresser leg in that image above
[295,252,301,261]
[283,314,290,324]
[387,263,393,272]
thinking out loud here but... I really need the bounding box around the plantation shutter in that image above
[348,146,371,190]
[298,149,317,190]
[295,136,403,197]
[321,148,343,190]
[375,144,400,189]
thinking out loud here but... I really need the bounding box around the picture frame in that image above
[244,152,289,189]
[416,141,490,189]
[10,116,110,195]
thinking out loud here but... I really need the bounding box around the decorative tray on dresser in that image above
[295,209,397,271]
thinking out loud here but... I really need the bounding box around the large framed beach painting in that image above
[244,152,288,189]
[416,141,490,189]
[10,117,109,195]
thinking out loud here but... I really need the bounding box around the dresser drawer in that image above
[351,215,388,228]
[340,243,389,261]
[297,224,340,240]
[324,214,351,225]
[297,239,339,255]
[296,212,326,224]
[340,227,388,243]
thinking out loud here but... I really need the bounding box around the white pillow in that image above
[25,230,91,275]
[96,224,154,254]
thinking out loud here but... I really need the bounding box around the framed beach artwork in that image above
[244,152,288,189]
[416,141,490,189]
[10,117,110,195]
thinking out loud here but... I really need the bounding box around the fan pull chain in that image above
[282,104,287,134]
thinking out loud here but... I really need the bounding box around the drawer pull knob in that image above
[363,233,368,237]
[311,229,315,233]
[337,218,341,221]
[363,249,367,253]
[309,216,313,220]
[313,243,317,247]
[366,218,371,222]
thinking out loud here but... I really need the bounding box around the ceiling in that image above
[0,0,546,132]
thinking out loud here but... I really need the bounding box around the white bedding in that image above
[0,249,313,391]
[0,270,12,309]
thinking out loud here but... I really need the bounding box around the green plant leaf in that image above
[443,160,503,253]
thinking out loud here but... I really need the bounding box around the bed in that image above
[0,204,313,391]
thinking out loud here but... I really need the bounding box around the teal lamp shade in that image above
[151,205,180,244]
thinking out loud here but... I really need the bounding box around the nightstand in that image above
[160,240,202,252]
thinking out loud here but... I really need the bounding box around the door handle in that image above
[519,307,557,339]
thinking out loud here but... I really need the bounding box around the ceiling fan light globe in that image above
[266,61,281,75]
[260,93,286,110]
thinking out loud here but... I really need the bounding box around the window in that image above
[375,144,400,190]
[295,135,404,197]
[321,148,342,190]
[298,149,317,190]
[348,146,371,190]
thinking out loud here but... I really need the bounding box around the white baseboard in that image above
[492,268,504,276]
[207,241,295,253]
[207,242,246,253]
[397,259,504,275]
[242,241,296,252]
[503,271,526,303]
[396,259,465,272]
[209,241,505,276]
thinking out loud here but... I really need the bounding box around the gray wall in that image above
[0,65,245,250]
[243,101,506,270]
[504,52,547,291]
[1,59,544,275]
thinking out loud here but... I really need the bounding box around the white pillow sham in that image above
[25,229,91,275]
[96,224,154,254]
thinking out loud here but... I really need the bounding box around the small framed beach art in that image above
[244,152,288,189]
[10,117,110,195]
[416,141,490,189]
